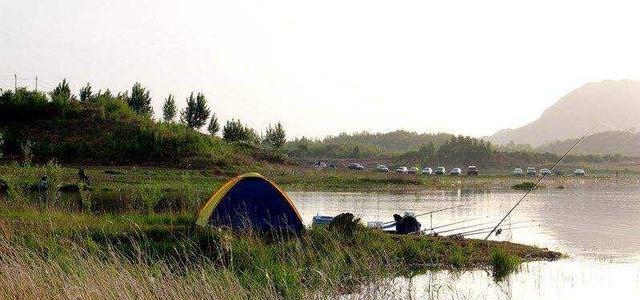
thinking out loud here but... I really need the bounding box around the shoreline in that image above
[0,163,577,298]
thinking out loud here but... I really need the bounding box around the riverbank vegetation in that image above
[511,181,539,190]
[0,163,564,299]
[0,199,560,299]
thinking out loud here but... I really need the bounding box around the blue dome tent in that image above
[196,173,304,232]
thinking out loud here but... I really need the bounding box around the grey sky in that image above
[2,0,640,138]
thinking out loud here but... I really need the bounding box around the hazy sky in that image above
[2,0,640,138]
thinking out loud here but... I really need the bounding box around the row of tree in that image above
[46,80,287,148]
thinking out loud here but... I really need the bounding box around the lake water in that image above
[289,185,640,299]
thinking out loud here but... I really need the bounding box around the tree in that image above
[94,89,113,101]
[162,94,177,123]
[50,79,77,104]
[180,92,210,129]
[352,146,361,158]
[264,122,286,148]
[79,83,93,102]
[418,142,437,165]
[207,113,220,136]
[223,119,258,143]
[127,82,153,116]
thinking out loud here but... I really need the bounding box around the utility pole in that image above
[14,73,17,92]
[35,76,38,92]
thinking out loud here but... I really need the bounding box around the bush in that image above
[511,181,538,190]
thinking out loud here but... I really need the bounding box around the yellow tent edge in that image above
[195,172,303,228]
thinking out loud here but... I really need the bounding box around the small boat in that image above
[313,214,385,229]
[312,214,334,226]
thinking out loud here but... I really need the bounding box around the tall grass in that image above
[0,206,557,299]
[490,248,522,280]
[0,164,215,214]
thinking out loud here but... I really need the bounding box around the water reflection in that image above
[291,186,640,299]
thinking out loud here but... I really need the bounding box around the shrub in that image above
[511,181,538,190]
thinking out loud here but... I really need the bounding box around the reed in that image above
[0,205,560,299]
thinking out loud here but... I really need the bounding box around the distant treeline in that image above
[286,131,632,167]
[0,80,287,167]
[285,130,454,159]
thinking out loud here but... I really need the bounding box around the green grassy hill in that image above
[0,88,278,169]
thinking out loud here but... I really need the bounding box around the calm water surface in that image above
[289,185,640,299]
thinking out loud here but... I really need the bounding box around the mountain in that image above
[489,80,640,147]
[536,131,640,157]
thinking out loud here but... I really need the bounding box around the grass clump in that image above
[490,248,522,279]
[511,181,540,190]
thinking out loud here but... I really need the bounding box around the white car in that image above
[513,168,524,176]
[450,168,462,176]
[408,167,420,174]
[421,167,433,176]
[376,165,389,172]
[435,167,446,175]
[540,168,551,176]
[395,166,408,174]
[527,167,537,176]
[574,168,586,176]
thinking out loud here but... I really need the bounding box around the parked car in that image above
[408,167,420,174]
[312,161,327,169]
[526,167,537,176]
[376,165,389,172]
[574,168,586,176]
[540,168,551,176]
[467,166,479,176]
[328,164,336,169]
[348,163,365,170]
[513,168,524,176]
[450,168,462,176]
[421,167,433,176]
[435,167,446,175]
[395,166,408,174]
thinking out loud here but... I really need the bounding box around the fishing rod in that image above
[483,125,600,240]
[413,204,468,219]
[428,215,491,231]
[457,224,540,238]
[433,220,500,235]
[381,203,467,227]
[446,220,535,236]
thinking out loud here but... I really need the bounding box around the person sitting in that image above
[78,168,91,186]
[37,176,48,192]
[393,214,422,234]
[0,178,8,192]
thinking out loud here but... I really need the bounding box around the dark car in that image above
[348,163,365,170]
[467,166,479,176]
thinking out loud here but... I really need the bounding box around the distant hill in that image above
[322,130,454,153]
[489,80,640,147]
[536,131,640,157]
[286,130,455,159]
